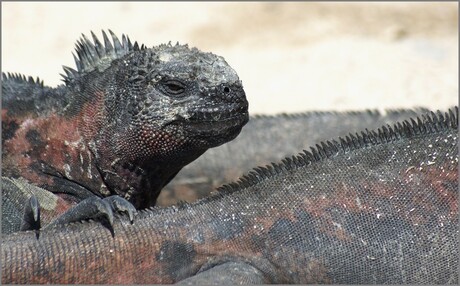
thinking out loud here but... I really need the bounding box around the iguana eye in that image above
[162,80,185,95]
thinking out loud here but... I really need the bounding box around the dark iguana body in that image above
[159,108,429,205]
[1,30,248,232]
[3,107,457,284]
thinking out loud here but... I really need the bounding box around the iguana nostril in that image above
[223,86,230,93]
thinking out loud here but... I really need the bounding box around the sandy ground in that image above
[2,2,458,114]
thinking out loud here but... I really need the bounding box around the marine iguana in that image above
[2,107,457,284]
[159,108,430,205]
[2,108,429,234]
[1,30,249,232]
[1,109,429,235]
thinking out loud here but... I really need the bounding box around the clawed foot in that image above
[41,195,137,231]
[104,195,137,223]
[19,194,137,237]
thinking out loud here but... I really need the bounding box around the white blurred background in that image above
[2,2,458,114]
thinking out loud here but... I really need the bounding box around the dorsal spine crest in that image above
[2,72,43,86]
[211,107,458,197]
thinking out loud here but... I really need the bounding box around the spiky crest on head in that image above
[61,30,146,85]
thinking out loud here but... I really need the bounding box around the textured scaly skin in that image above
[1,30,248,229]
[2,108,457,284]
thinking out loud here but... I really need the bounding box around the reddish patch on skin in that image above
[301,159,459,240]
[304,181,373,218]
[2,113,53,186]
[3,114,82,185]
[403,163,458,223]
[302,182,370,241]
[135,253,172,283]
[2,91,118,229]
[3,91,109,195]
[2,109,8,118]
[40,196,76,225]
[78,90,106,140]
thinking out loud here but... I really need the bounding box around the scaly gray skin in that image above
[2,107,457,284]
[2,109,427,235]
[1,30,248,233]
[159,108,430,205]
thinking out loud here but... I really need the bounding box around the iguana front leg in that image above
[3,176,136,235]
[45,195,136,230]
[19,193,136,234]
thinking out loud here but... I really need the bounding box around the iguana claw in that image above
[43,195,137,230]
[45,196,114,229]
[104,195,137,223]
[20,195,41,232]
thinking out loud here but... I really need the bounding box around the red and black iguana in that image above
[1,30,249,234]
[2,107,457,284]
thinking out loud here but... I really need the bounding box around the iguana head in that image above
[63,30,249,206]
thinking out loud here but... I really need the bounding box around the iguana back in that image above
[2,107,457,284]
[160,108,430,205]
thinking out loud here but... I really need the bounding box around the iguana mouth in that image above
[185,113,248,135]
[160,102,249,136]
[187,104,248,123]
[184,106,249,136]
